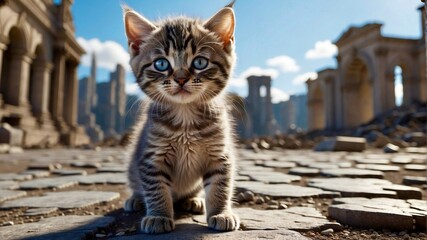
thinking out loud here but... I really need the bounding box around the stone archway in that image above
[342,58,374,128]
[1,26,31,107]
[309,83,325,130]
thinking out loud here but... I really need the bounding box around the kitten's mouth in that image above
[173,88,191,95]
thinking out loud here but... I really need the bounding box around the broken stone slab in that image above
[390,156,413,164]
[405,147,427,154]
[20,170,51,178]
[383,143,399,153]
[236,181,337,198]
[0,144,10,154]
[314,136,366,152]
[0,181,19,190]
[76,173,127,185]
[329,197,427,231]
[28,163,62,171]
[320,168,383,178]
[355,164,400,172]
[51,169,87,176]
[308,178,398,198]
[404,164,427,171]
[19,176,78,190]
[0,123,23,146]
[353,158,390,165]
[113,224,308,240]
[288,167,320,176]
[260,161,296,169]
[403,176,427,185]
[1,191,120,209]
[246,172,301,184]
[403,132,427,147]
[382,184,422,199]
[0,215,115,240]
[0,173,32,181]
[70,161,102,168]
[0,190,27,202]
[24,207,58,216]
[97,166,127,173]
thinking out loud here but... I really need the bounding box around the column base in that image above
[60,125,90,146]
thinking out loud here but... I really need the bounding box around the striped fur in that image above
[123,5,239,234]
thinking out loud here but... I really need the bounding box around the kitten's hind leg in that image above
[123,194,145,212]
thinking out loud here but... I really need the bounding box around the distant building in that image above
[273,94,307,133]
[0,0,89,146]
[306,7,426,131]
[78,55,127,141]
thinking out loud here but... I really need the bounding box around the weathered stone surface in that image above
[97,166,127,173]
[261,161,296,169]
[353,158,390,164]
[70,161,102,168]
[19,177,78,190]
[235,175,250,181]
[403,176,427,185]
[403,132,427,146]
[329,197,427,231]
[51,169,87,176]
[288,167,320,176]
[236,181,335,198]
[0,215,115,240]
[0,123,23,146]
[320,168,383,178]
[28,163,61,171]
[0,190,26,202]
[114,225,308,240]
[315,136,366,152]
[390,156,412,164]
[1,191,119,209]
[404,164,427,171]
[25,207,58,216]
[355,164,400,172]
[246,172,301,184]
[384,143,399,153]
[77,173,127,185]
[0,181,19,190]
[0,173,32,181]
[308,178,400,198]
[20,170,51,178]
[382,184,422,199]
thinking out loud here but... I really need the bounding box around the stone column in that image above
[0,41,7,104]
[63,60,78,127]
[6,49,32,107]
[50,48,66,125]
[384,72,395,109]
[30,61,53,117]
[373,47,388,115]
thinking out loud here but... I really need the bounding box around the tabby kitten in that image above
[123,3,240,234]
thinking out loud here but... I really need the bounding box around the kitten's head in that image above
[123,4,235,104]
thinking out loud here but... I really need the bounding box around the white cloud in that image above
[305,40,338,59]
[292,72,318,85]
[230,66,279,88]
[271,87,290,103]
[266,55,300,73]
[125,82,141,95]
[77,37,131,72]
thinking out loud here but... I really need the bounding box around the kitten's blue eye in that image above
[154,58,169,71]
[192,57,208,70]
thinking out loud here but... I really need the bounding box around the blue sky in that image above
[73,0,423,102]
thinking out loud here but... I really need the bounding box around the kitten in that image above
[122,2,240,234]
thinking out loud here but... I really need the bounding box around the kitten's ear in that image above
[123,7,156,55]
[204,7,235,46]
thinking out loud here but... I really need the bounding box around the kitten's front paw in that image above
[182,197,205,214]
[123,196,144,212]
[208,212,240,231]
[141,216,175,234]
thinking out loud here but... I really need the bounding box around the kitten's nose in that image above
[174,69,190,87]
[174,78,189,87]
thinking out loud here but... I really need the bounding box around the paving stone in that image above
[1,191,120,209]
[329,197,427,231]
[236,181,336,198]
[76,173,127,185]
[52,169,87,176]
[0,190,27,202]
[114,224,308,240]
[20,170,51,178]
[0,173,32,181]
[404,164,427,171]
[0,181,19,190]
[355,164,400,172]
[0,215,115,240]
[405,147,427,154]
[28,163,61,171]
[353,158,390,164]
[97,166,127,173]
[235,175,251,181]
[288,167,320,176]
[70,161,102,168]
[314,136,366,152]
[308,178,399,198]
[24,207,58,216]
[390,157,413,164]
[246,172,301,184]
[260,161,296,169]
[320,168,383,178]
[384,143,400,153]
[403,176,427,185]
[19,176,78,190]
[381,184,422,199]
